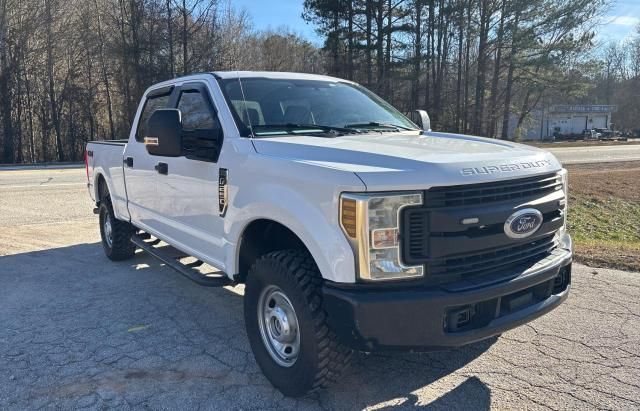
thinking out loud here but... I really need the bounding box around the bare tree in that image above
[0,0,617,164]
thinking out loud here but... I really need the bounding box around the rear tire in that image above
[99,196,136,261]
[244,249,352,397]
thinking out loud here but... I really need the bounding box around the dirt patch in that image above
[567,161,640,202]
[565,162,640,271]
[574,243,640,272]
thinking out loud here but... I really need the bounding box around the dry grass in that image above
[566,161,640,272]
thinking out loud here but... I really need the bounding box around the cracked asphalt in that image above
[1,168,639,410]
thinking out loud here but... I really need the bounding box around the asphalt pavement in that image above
[545,144,640,164]
[1,168,639,410]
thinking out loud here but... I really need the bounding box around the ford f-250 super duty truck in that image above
[85,71,572,397]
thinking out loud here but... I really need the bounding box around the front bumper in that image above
[323,234,572,351]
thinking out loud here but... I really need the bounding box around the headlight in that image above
[559,168,568,232]
[340,192,423,281]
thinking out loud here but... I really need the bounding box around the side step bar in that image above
[131,235,233,287]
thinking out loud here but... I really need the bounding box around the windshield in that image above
[219,77,417,137]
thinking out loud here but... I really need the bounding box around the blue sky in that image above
[599,0,640,43]
[232,0,640,46]
[232,0,321,44]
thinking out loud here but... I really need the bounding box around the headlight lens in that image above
[340,192,424,281]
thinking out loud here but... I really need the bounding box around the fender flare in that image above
[225,186,356,284]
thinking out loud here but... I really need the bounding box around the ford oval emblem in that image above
[504,208,543,239]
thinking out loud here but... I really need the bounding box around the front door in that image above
[149,81,227,269]
[123,86,173,228]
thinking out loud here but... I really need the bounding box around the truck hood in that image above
[252,131,562,191]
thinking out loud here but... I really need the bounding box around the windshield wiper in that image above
[251,123,361,136]
[344,122,414,131]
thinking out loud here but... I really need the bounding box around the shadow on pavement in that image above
[416,376,490,410]
[0,242,494,409]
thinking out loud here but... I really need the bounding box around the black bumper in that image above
[323,249,572,352]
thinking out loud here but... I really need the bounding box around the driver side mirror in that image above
[409,110,431,132]
[145,109,183,157]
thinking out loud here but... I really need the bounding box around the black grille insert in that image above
[427,235,557,284]
[402,208,430,262]
[401,173,564,285]
[425,173,562,208]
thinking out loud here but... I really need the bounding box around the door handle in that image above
[124,157,134,167]
[155,162,168,175]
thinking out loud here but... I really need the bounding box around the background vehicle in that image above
[86,71,572,396]
[583,129,602,140]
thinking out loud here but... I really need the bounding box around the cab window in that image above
[136,92,171,142]
[176,88,222,162]
[177,90,217,130]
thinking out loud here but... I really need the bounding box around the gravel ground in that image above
[1,168,639,410]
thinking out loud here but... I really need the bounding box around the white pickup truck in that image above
[86,71,572,396]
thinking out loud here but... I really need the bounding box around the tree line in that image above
[588,36,640,133]
[303,0,613,139]
[0,0,322,164]
[2,0,638,164]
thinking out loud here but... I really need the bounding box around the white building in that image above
[508,105,617,140]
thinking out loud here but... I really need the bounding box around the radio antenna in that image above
[237,71,255,137]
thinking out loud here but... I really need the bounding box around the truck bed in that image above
[86,139,129,221]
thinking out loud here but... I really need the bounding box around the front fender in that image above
[222,156,366,283]
[225,185,356,283]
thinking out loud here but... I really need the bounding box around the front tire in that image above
[99,197,136,261]
[244,250,352,397]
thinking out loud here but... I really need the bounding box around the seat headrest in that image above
[284,105,312,124]
[246,108,260,126]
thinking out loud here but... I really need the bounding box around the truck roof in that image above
[211,71,350,83]
[141,71,355,101]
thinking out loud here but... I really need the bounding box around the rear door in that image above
[123,86,173,228]
[149,81,227,267]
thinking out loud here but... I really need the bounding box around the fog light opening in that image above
[446,304,477,332]
[552,265,571,294]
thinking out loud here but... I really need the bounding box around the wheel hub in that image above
[258,286,300,367]
[268,306,295,343]
[103,211,113,248]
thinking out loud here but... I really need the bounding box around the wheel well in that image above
[237,219,309,281]
[96,174,108,202]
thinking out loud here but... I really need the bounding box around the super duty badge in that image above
[461,160,552,176]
